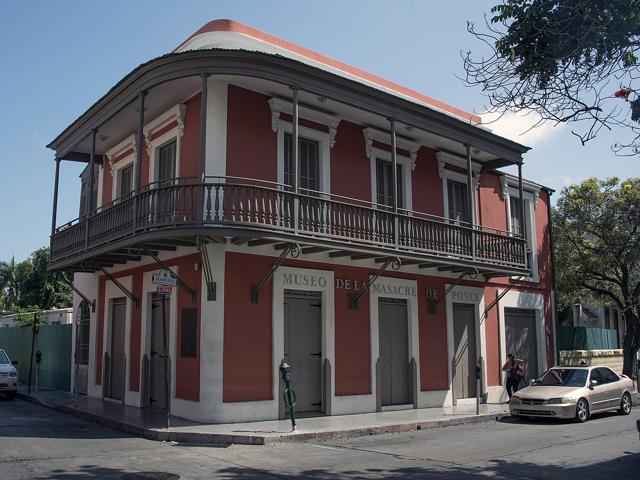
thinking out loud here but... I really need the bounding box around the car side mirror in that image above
[589,379,598,389]
[529,379,536,386]
[11,360,18,366]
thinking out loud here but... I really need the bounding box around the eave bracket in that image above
[251,242,300,303]
[65,278,96,313]
[348,256,401,310]
[428,268,479,314]
[100,268,140,308]
[197,236,216,301]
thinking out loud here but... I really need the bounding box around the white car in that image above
[0,349,18,400]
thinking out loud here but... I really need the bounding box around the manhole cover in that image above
[10,416,50,422]
[121,473,180,480]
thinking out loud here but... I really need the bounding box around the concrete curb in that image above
[16,392,505,446]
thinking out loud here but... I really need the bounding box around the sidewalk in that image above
[17,388,508,445]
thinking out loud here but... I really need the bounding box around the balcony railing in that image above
[50,176,528,271]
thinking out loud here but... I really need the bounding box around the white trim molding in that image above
[275,119,331,194]
[369,275,420,411]
[437,151,481,223]
[496,289,548,403]
[363,127,420,170]
[268,97,341,148]
[369,146,413,212]
[504,183,539,282]
[445,284,488,407]
[143,103,188,152]
[104,134,137,177]
[500,175,540,209]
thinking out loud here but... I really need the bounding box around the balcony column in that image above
[132,91,146,235]
[199,73,209,225]
[84,129,97,250]
[292,87,300,234]
[518,163,528,268]
[390,118,399,247]
[134,91,147,192]
[50,158,61,236]
[465,143,476,259]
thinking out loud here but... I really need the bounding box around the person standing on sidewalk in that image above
[502,353,524,399]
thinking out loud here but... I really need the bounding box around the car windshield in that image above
[0,351,9,364]
[537,368,588,387]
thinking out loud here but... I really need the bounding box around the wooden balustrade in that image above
[50,180,528,270]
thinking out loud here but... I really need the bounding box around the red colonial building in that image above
[48,20,556,423]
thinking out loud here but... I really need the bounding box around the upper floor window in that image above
[376,158,403,209]
[157,140,177,185]
[284,133,320,192]
[79,167,99,216]
[447,179,470,224]
[118,164,133,199]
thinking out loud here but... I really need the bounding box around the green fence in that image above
[0,324,72,391]
[558,326,620,350]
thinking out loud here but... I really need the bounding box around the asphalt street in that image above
[1,398,638,479]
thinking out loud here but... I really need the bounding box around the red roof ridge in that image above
[175,19,482,125]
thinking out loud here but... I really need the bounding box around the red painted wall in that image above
[95,253,201,401]
[330,120,371,202]
[477,172,508,232]
[222,252,454,400]
[175,254,201,401]
[417,276,449,390]
[180,94,201,180]
[223,252,274,402]
[226,85,277,182]
[95,277,106,385]
[412,147,444,216]
[129,273,143,392]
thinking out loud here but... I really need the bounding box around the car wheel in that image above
[575,398,590,423]
[6,391,16,400]
[619,392,632,415]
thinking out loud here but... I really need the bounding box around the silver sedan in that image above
[509,366,634,422]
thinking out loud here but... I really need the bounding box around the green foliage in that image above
[464,0,640,154]
[0,248,72,314]
[554,177,640,311]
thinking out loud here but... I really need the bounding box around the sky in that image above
[0,0,637,262]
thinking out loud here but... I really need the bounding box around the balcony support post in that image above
[517,163,528,268]
[199,73,209,225]
[84,129,97,251]
[465,143,476,260]
[292,87,300,234]
[390,118,399,248]
[133,91,146,235]
[51,158,60,236]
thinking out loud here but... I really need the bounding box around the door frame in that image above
[445,284,487,406]
[273,267,334,416]
[101,276,133,404]
[369,276,420,411]
[497,289,547,402]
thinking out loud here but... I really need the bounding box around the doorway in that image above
[109,297,126,401]
[75,300,91,395]
[283,290,322,415]
[505,308,539,382]
[378,298,410,406]
[149,294,170,409]
[452,303,477,401]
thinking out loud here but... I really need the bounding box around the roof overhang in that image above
[47,49,529,165]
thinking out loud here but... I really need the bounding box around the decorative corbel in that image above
[105,153,115,176]
[438,157,446,178]
[409,146,419,170]
[271,110,280,133]
[329,126,337,148]
[177,103,187,138]
[364,136,373,159]
[533,190,539,209]
[473,172,482,190]
[499,175,509,200]
[144,130,153,154]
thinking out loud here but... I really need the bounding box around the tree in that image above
[0,248,72,313]
[554,177,640,375]
[0,257,22,311]
[463,0,640,155]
